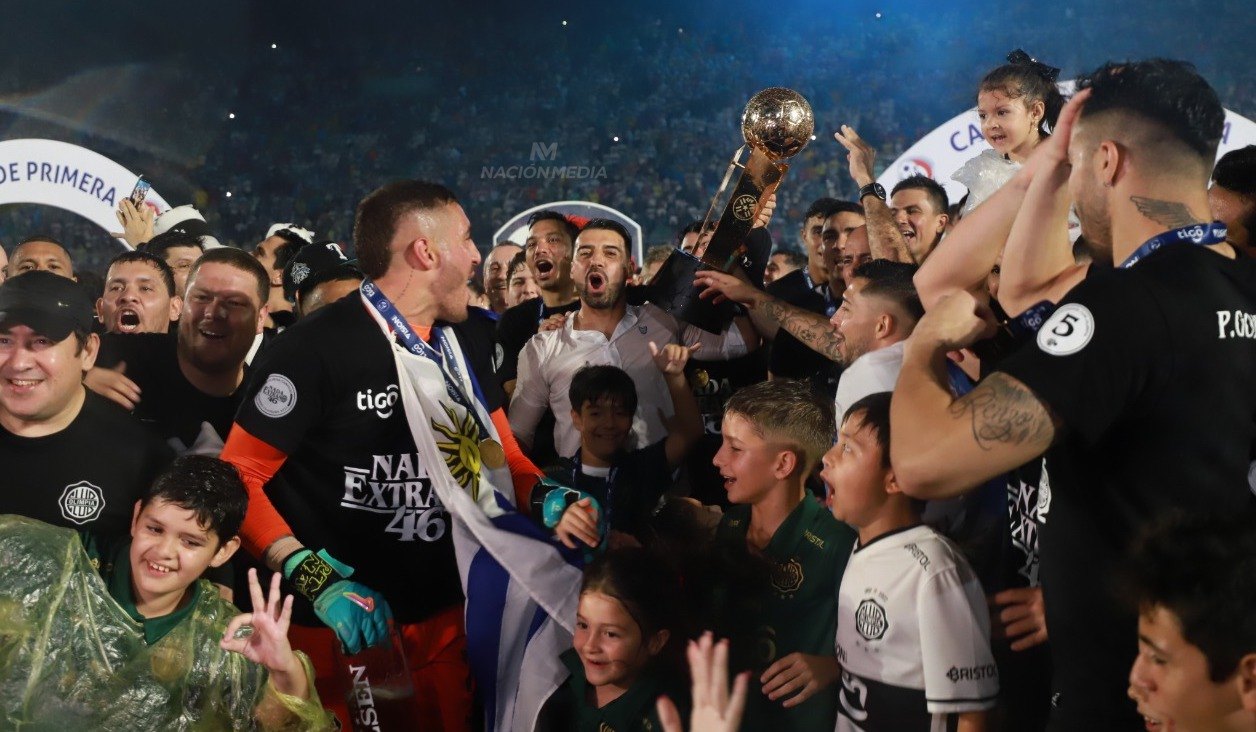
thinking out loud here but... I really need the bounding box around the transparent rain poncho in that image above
[0,515,334,730]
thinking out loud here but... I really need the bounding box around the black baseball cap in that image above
[0,271,95,341]
[282,240,362,303]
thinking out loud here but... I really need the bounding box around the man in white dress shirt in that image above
[510,218,754,458]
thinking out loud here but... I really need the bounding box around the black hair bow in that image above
[1007,49,1060,82]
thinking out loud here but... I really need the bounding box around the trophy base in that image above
[648,248,739,334]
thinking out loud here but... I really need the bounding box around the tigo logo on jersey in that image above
[59,481,104,525]
[357,385,400,419]
[255,374,298,418]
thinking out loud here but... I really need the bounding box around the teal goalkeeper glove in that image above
[282,548,394,655]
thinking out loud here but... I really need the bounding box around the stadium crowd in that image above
[0,44,1254,732]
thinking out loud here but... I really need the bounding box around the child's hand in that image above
[658,632,749,732]
[221,569,304,690]
[760,651,839,707]
[992,586,1049,651]
[649,341,701,375]
[554,497,601,549]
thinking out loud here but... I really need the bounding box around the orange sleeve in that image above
[220,424,295,558]
[492,407,542,512]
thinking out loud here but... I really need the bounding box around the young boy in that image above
[820,392,997,731]
[1126,513,1256,732]
[0,456,333,729]
[711,379,858,732]
[542,341,704,548]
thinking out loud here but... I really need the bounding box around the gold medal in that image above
[478,438,506,471]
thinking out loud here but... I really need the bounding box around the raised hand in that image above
[658,633,749,732]
[834,125,877,188]
[912,290,998,352]
[649,340,701,375]
[221,569,306,695]
[110,198,156,248]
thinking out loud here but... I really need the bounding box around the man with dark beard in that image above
[890,60,1256,729]
[510,219,755,460]
[496,211,582,395]
[87,247,268,455]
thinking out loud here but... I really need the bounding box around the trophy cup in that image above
[650,87,814,333]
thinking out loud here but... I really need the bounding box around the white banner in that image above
[879,102,1256,205]
[0,138,170,248]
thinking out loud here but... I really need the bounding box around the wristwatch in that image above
[858,182,886,202]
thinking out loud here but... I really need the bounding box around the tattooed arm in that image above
[692,269,841,362]
[758,296,843,362]
[890,291,1060,499]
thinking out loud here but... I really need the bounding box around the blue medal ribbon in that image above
[1119,221,1227,269]
[572,451,619,531]
[359,279,492,439]
[802,268,838,318]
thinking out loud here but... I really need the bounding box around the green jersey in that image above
[545,648,671,732]
[717,494,857,732]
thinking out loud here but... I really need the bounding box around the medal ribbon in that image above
[359,279,493,441]
[1119,221,1227,269]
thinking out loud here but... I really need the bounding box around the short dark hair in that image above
[771,248,808,269]
[1077,59,1224,163]
[842,391,924,511]
[891,175,949,214]
[578,218,632,255]
[582,546,681,641]
[266,230,309,273]
[805,197,843,221]
[354,180,459,279]
[105,250,176,297]
[843,392,892,468]
[821,201,864,220]
[144,231,204,260]
[16,234,67,250]
[186,247,270,304]
[1126,512,1256,682]
[1212,145,1256,196]
[675,219,714,247]
[506,251,529,282]
[979,55,1065,137]
[142,456,249,544]
[852,259,924,323]
[569,365,638,415]
[527,210,580,243]
[725,379,834,475]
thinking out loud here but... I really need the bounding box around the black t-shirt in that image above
[0,391,173,538]
[543,439,673,537]
[998,244,1256,729]
[95,332,249,454]
[235,294,505,625]
[494,297,580,384]
[765,269,841,399]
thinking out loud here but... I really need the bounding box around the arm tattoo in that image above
[1130,196,1203,230]
[758,296,843,362]
[862,198,914,264]
[947,373,1056,452]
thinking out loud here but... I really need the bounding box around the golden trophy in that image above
[650,87,814,332]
